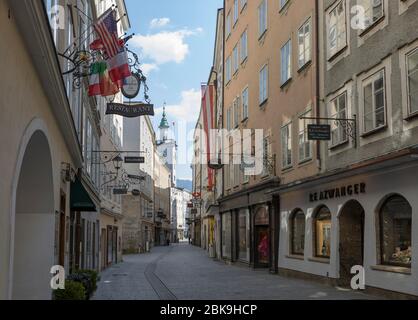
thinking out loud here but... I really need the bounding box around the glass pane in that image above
[364,83,374,132]
[292,211,305,255]
[408,50,418,114]
[380,196,412,267]
[315,207,331,257]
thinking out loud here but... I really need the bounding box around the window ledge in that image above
[298,157,313,166]
[286,254,304,261]
[361,124,387,138]
[258,29,267,42]
[308,257,330,264]
[358,16,385,38]
[329,140,349,151]
[279,1,291,14]
[404,111,418,121]
[370,265,412,275]
[280,78,292,89]
[259,99,268,108]
[297,60,312,73]
[327,45,348,63]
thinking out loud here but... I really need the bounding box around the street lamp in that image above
[112,155,123,171]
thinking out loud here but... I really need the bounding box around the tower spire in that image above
[159,102,170,130]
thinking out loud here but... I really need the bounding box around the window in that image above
[406,48,418,115]
[258,0,267,37]
[358,0,384,31]
[363,69,386,133]
[379,195,412,267]
[298,18,311,68]
[298,110,312,162]
[226,56,232,83]
[233,0,239,25]
[222,213,232,259]
[328,1,347,58]
[291,210,305,256]
[233,44,239,74]
[259,64,268,104]
[330,92,348,145]
[314,206,332,258]
[281,40,292,85]
[226,11,231,38]
[262,136,271,175]
[233,97,240,127]
[242,87,249,120]
[226,107,232,130]
[234,162,240,186]
[240,29,248,63]
[45,0,58,42]
[281,123,292,168]
[238,210,250,261]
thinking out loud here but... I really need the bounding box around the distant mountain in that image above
[176,179,192,192]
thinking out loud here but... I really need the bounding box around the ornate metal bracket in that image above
[301,116,357,148]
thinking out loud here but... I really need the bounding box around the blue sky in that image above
[125,0,223,180]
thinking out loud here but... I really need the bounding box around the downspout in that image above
[315,0,322,171]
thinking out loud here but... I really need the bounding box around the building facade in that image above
[218,0,319,271]
[275,0,418,297]
[171,187,192,242]
[122,115,156,253]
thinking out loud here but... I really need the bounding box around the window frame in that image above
[242,86,249,121]
[259,64,269,105]
[258,0,268,38]
[298,110,313,163]
[361,68,387,135]
[281,39,292,86]
[297,18,312,70]
[326,0,348,60]
[290,209,306,256]
[281,122,293,169]
[329,91,350,147]
[406,47,418,117]
[240,29,248,63]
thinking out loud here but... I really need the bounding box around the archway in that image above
[338,200,365,287]
[12,130,55,299]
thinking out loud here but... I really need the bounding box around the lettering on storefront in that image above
[309,183,366,203]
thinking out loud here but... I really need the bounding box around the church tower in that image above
[157,106,177,187]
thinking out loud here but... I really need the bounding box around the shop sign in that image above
[309,183,366,203]
[121,73,141,99]
[125,156,145,164]
[128,174,146,181]
[308,124,331,141]
[106,103,154,118]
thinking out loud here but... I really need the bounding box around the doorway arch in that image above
[12,130,55,299]
[338,200,365,287]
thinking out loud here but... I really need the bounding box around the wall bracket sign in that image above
[106,102,155,118]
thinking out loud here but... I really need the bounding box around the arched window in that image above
[290,210,305,256]
[314,206,332,258]
[379,195,412,267]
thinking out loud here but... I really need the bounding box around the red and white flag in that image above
[201,84,215,190]
[107,50,131,88]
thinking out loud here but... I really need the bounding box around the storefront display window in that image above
[314,206,331,258]
[222,213,232,259]
[238,209,250,262]
[291,210,305,255]
[380,195,412,267]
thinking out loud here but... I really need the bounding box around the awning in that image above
[70,177,97,212]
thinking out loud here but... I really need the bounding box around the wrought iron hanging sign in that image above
[106,102,155,117]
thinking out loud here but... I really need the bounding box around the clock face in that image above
[122,73,141,99]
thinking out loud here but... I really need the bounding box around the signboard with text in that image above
[106,103,154,118]
[308,124,331,141]
[125,157,145,164]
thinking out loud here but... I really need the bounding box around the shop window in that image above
[290,210,305,256]
[238,209,250,262]
[379,195,412,267]
[314,206,332,258]
[222,213,232,259]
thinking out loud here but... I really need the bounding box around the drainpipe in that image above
[315,0,322,171]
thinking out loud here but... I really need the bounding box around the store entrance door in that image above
[254,206,270,268]
[339,200,365,288]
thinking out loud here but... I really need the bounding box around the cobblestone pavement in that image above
[93,242,377,300]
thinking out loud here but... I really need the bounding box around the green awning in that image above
[70,177,97,212]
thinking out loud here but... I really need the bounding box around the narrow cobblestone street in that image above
[93,243,376,300]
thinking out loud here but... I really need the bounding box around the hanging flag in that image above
[88,61,119,97]
[94,9,121,58]
[90,38,125,52]
[107,50,131,88]
[201,84,215,190]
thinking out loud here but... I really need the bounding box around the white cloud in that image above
[155,89,201,123]
[131,28,203,65]
[150,18,170,29]
[140,63,159,76]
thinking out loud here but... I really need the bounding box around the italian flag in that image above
[88,61,119,97]
[107,50,131,88]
